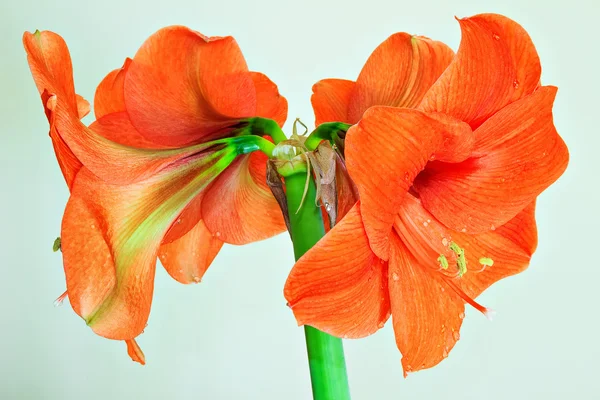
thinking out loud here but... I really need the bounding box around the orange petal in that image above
[47,91,230,185]
[388,232,465,375]
[252,72,288,127]
[23,31,80,114]
[457,202,538,299]
[124,26,256,147]
[94,58,132,119]
[345,107,469,260]
[45,91,82,189]
[161,193,204,244]
[89,112,171,149]
[62,146,235,339]
[348,33,454,123]
[125,338,146,365]
[394,194,536,288]
[202,151,286,245]
[311,79,356,125]
[419,14,541,128]
[76,95,90,119]
[414,86,568,233]
[158,219,224,284]
[284,203,391,337]
[23,31,89,188]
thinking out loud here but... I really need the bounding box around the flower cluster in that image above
[25,13,568,374]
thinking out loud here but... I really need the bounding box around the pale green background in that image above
[1,0,597,399]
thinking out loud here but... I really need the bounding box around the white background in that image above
[1,0,597,399]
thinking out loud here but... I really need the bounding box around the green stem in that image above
[248,117,288,144]
[304,122,351,151]
[284,173,351,400]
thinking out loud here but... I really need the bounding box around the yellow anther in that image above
[479,257,494,267]
[448,241,467,277]
[437,254,449,270]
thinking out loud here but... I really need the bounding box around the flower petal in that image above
[94,58,131,119]
[76,95,90,119]
[457,202,537,299]
[419,14,541,128]
[23,31,88,188]
[125,338,146,365]
[394,194,536,290]
[158,219,224,284]
[124,26,256,147]
[202,151,286,245]
[414,86,568,233]
[348,33,454,123]
[252,72,288,127]
[345,107,470,260]
[388,231,465,375]
[23,30,80,114]
[47,92,230,185]
[44,91,82,189]
[161,193,204,244]
[61,146,237,339]
[311,79,356,125]
[284,203,391,337]
[89,112,172,149]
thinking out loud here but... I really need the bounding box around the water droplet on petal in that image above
[215,231,221,237]
[392,272,400,281]
[442,238,449,246]
[404,172,410,181]
[443,348,449,358]
[423,221,428,227]
[193,276,201,283]
[490,224,496,231]
[513,79,520,89]
[459,312,465,319]
[461,228,467,233]
[493,33,500,40]
[378,321,385,329]
[325,202,332,212]
[453,331,460,340]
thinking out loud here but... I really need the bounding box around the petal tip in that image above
[126,339,146,365]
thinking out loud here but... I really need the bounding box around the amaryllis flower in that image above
[284,14,569,375]
[24,27,287,362]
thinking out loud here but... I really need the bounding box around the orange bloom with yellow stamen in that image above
[284,13,568,375]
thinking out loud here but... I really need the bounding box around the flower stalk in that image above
[284,172,351,400]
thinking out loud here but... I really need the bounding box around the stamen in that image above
[444,279,495,320]
[448,242,467,277]
[479,257,494,267]
[437,254,449,270]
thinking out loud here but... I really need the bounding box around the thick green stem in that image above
[284,173,351,400]
[304,122,351,151]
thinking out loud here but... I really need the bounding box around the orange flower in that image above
[284,14,569,375]
[24,27,287,363]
